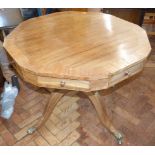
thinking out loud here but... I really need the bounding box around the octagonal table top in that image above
[3,11,151,91]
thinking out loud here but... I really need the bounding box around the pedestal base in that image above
[27,89,123,144]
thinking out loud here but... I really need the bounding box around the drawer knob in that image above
[124,72,129,76]
[60,81,65,87]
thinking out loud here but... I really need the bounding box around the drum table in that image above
[3,11,151,144]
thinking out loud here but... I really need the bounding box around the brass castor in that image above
[114,132,123,145]
[27,127,36,134]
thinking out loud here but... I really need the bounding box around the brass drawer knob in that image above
[60,81,65,87]
[124,72,129,76]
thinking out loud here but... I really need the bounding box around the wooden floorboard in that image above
[0,36,155,146]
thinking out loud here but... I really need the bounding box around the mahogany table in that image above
[3,11,151,144]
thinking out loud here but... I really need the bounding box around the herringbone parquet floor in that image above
[0,36,155,146]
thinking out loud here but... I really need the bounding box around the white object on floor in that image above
[0,82,18,119]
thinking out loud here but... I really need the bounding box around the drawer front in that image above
[109,70,128,86]
[128,61,143,76]
[37,76,90,91]
[109,61,144,86]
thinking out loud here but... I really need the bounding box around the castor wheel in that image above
[27,127,36,134]
[114,132,123,145]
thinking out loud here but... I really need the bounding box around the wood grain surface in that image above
[3,11,151,91]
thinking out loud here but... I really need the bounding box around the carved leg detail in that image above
[27,90,68,134]
[85,91,123,144]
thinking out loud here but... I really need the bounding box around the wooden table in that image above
[3,11,151,144]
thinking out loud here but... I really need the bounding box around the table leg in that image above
[85,91,123,144]
[27,90,68,134]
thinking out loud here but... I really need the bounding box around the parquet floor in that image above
[0,36,155,146]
